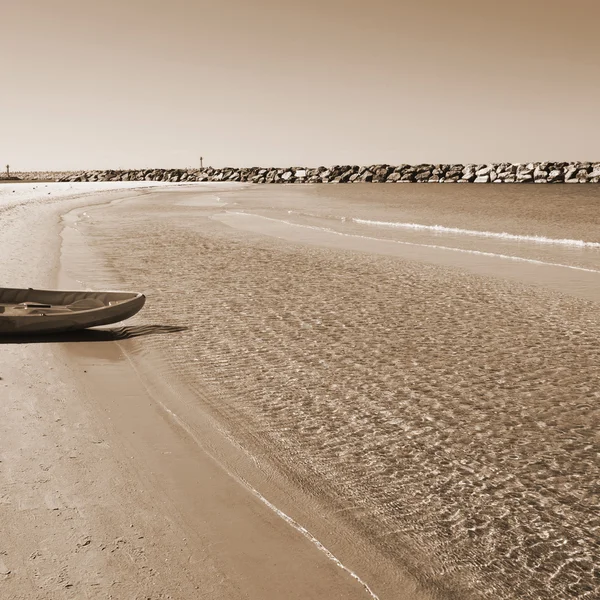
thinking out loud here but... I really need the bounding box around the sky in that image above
[1,0,599,170]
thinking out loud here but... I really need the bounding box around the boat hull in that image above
[0,287,146,334]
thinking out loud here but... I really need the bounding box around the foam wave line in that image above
[352,218,600,249]
[227,212,600,274]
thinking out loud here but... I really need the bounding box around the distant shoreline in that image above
[5,161,600,184]
[1,178,56,184]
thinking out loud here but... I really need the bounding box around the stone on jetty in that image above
[516,164,534,183]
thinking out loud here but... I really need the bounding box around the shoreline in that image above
[58,188,428,600]
[0,184,409,599]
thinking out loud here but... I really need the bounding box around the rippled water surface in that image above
[68,184,600,600]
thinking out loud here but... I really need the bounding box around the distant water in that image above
[66,183,600,600]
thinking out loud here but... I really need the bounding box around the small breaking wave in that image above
[351,218,600,249]
[226,212,600,274]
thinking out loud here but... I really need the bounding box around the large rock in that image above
[564,165,578,181]
[547,169,563,183]
[339,168,355,183]
[415,170,432,182]
[533,166,548,182]
[462,164,477,174]
[415,164,432,174]
[516,164,533,182]
[373,165,393,182]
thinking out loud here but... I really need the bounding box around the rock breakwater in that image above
[53,162,600,184]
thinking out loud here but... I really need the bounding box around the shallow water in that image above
[66,184,600,600]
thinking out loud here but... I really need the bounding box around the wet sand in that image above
[2,183,599,599]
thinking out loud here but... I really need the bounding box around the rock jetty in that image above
[56,162,600,184]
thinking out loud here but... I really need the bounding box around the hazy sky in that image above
[2,0,599,170]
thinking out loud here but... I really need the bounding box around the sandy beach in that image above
[1,182,599,600]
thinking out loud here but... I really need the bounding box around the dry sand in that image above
[1,182,599,600]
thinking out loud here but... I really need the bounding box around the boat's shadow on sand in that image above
[0,324,187,344]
